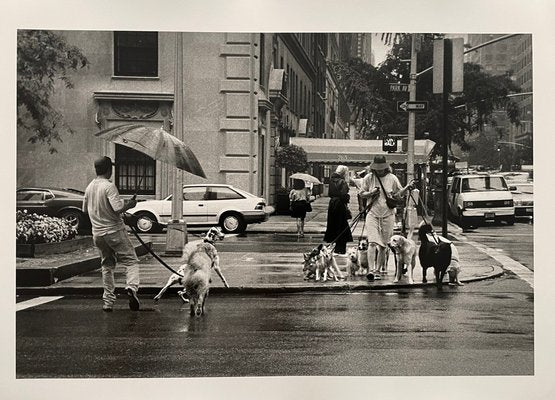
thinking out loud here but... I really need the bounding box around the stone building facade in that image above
[17,30,359,205]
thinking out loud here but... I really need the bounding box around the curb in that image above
[16,265,504,296]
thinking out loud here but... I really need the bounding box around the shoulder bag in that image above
[376,175,403,209]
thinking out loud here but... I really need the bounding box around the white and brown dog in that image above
[302,243,344,282]
[153,227,228,304]
[388,234,417,284]
[347,239,370,277]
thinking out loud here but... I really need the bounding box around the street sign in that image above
[397,101,428,112]
[382,137,397,152]
[389,83,409,92]
[433,38,464,94]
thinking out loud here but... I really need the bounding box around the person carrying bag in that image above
[359,156,413,273]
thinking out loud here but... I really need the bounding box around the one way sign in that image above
[397,101,429,112]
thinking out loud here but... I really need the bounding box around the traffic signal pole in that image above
[407,34,417,185]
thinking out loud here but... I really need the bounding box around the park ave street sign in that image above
[389,83,409,92]
[397,101,429,112]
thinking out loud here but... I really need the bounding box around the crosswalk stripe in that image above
[17,296,64,312]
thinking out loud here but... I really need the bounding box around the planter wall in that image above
[16,241,152,287]
[16,236,94,258]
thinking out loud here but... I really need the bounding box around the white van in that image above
[448,174,515,228]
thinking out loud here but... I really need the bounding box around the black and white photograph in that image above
[3,0,554,399]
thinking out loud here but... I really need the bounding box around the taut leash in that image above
[128,224,184,277]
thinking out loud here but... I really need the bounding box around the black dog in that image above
[417,224,452,289]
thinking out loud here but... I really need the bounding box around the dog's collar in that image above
[203,238,214,244]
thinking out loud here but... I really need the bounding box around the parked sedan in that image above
[127,184,272,234]
[511,182,533,218]
[16,187,90,230]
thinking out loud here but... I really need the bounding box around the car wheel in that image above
[220,212,246,234]
[458,209,470,229]
[134,212,158,233]
[60,209,83,231]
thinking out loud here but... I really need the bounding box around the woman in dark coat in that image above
[324,165,353,254]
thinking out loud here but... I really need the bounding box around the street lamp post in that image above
[165,32,187,255]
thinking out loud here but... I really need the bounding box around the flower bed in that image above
[16,210,85,258]
[17,210,77,244]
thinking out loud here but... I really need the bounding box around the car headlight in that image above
[503,200,513,206]
[255,202,265,210]
[463,201,474,209]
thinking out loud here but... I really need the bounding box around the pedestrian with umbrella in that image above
[89,124,207,312]
[289,179,311,238]
[288,173,320,238]
[83,156,140,312]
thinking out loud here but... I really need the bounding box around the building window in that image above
[114,31,158,77]
[115,145,156,195]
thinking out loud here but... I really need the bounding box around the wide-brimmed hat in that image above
[370,155,390,171]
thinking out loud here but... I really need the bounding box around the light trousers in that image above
[93,229,140,306]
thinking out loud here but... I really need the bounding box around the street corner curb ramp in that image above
[16,241,152,287]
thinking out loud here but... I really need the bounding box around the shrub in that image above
[16,210,78,244]
[275,144,308,173]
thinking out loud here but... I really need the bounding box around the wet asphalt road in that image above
[458,219,533,270]
[16,275,533,378]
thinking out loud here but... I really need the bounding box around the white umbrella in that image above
[289,173,321,184]
[95,124,207,179]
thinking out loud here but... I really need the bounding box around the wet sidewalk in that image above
[16,188,504,295]
[17,235,503,296]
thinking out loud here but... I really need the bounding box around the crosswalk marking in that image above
[17,296,64,312]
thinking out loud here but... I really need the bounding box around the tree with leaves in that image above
[275,144,308,174]
[330,33,522,158]
[17,30,88,153]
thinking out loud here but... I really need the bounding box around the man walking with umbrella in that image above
[83,156,140,312]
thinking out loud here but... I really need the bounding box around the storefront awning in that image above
[290,138,436,165]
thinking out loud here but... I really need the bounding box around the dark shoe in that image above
[102,305,113,312]
[127,288,140,311]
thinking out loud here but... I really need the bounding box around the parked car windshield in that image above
[462,176,508,192]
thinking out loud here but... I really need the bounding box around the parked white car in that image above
[127,184,271,234]
[448,174,515,228]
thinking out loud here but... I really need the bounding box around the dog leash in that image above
[128,224,184,277]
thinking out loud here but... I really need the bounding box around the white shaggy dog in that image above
[153,227,228,302]
[347,246,361,276]
[388,234,417,284]
[447,242,464,286]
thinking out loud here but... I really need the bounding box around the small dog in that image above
[318,243,345,282]
[302,246,321,280]
[357,239,370,275]
[347,246,361,276]
[182,242,219,316]
[302,243,344,282]
[447,241,464,286]
[388,234,417,284]
[154,227,228,303]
